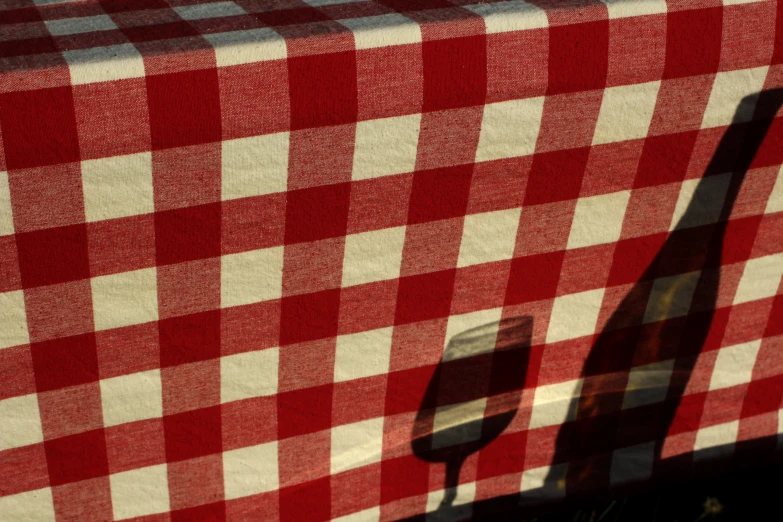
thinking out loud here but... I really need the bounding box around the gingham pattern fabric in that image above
[1,0,783,520]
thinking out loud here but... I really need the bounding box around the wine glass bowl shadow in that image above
[411,316,534,516]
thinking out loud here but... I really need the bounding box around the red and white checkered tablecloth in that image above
[1,0,783,520]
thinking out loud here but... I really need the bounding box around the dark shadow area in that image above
[404,89,783,521]
[411,316,533,520]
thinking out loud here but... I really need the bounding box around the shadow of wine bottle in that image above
[546,88,783,494]
[411,316,534,520]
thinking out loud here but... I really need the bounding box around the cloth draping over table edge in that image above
[1,0,783,521]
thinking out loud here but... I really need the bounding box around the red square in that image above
[31,333,99,392]
[105,418,167,473]
[337,279,398,336]
[0,345,36,401]
[219,61,290,140]
[547,21,609,95]
[157,259,221,319]
[0,444,50,497]
[634,131,699,189]
[257,6,330,26]
[44,428,109,486]
[51,476,113,522]
[87,214,156,277]
[164,406,222,462]
[380,454,430,505]
[38,383,103,440]
[765,295,783,338]
[152,144,222,210]
[607,232,667,286]
[558,244,615,296]
[722,215,763,266]
[222,193,286,255]
[423,35,487,112]
[279,477,331,522]
[124,21,199,43]
[0,235,21,293]
[162,359,221,415]
[72,79,151,159]
[146,69,221,150]
[277,384,333,439]
[332,375,387,426]
[280,289,340,346]
[160,310,221,367]
[284,183,351,245]
[288,51,358,130]
[278,431,331,487]
[16,224,89,288]
[278,338,336,392]
[663,7,723,79]
[476,429,528,480]
[347,174,412,235]
[505,251,564,306]
[719,3,775,71]
[168,454,226,511]
[384,365,437,416]
[221,300,281,357]
[407,165,473,225]
[742,374,783,419]
[282,238,344,296]
[8,163,85,233]
[331,465,381,519]
[523,147,590,206]
[24,280,94,343]
[751,117,783,169]
[399,219,463,277]
[451,260,510,316]
[356,45,423,121]
[288,125,355,190]
[155,203,221,265]
[96,322,160,379]
[221,396,278,451]
[0,86,80,170]
[99,0,168,12]
[486,30,548,103]
[606,16,666,87]
[395,269,456,326]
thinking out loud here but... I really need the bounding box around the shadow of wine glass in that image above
[411,316,533,521]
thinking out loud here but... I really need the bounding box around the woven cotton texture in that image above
[1,0,783,520]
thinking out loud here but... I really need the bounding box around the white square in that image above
[443,308,503,362]
[342,227,405,287]
[601,0,666,19]
[529,379,583,429]
[91,268,158,331]
[546,289,605,344]
[0,290,29,350]
[0,488,55,522]
[204,28,287,67]
[621,359,675,410]
[0,170,12,236]
[465,1,548,33]
[64,44,146,85]
[0,394,43,451]
[100,370,163,427]
[110,464,170,520]
[340,14,422,50]
[431,398,487,449]
[709,340,761,391]
[333,507,381,522]
[334,327,393,382]
[221,246,284,308]
[520,464,567,498]
[45,15,117,36]
[567,190,630,250]
[174,2,246,20]
[223,441,279,499]
[352,114,421,180]
[475,97,545,163]
[221,348,279,403]
[592,81,660,145]
[222,132,289,200]
[693,420,739,459]
[610,442,655,485]
[82,152,154,222]
[766,164,783,215]
[701,67,769,129]
[733,253,783,304]
[331,417,384,474]
[642,271,700,325]
[669,173,731,231]
[458,208,521,267]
